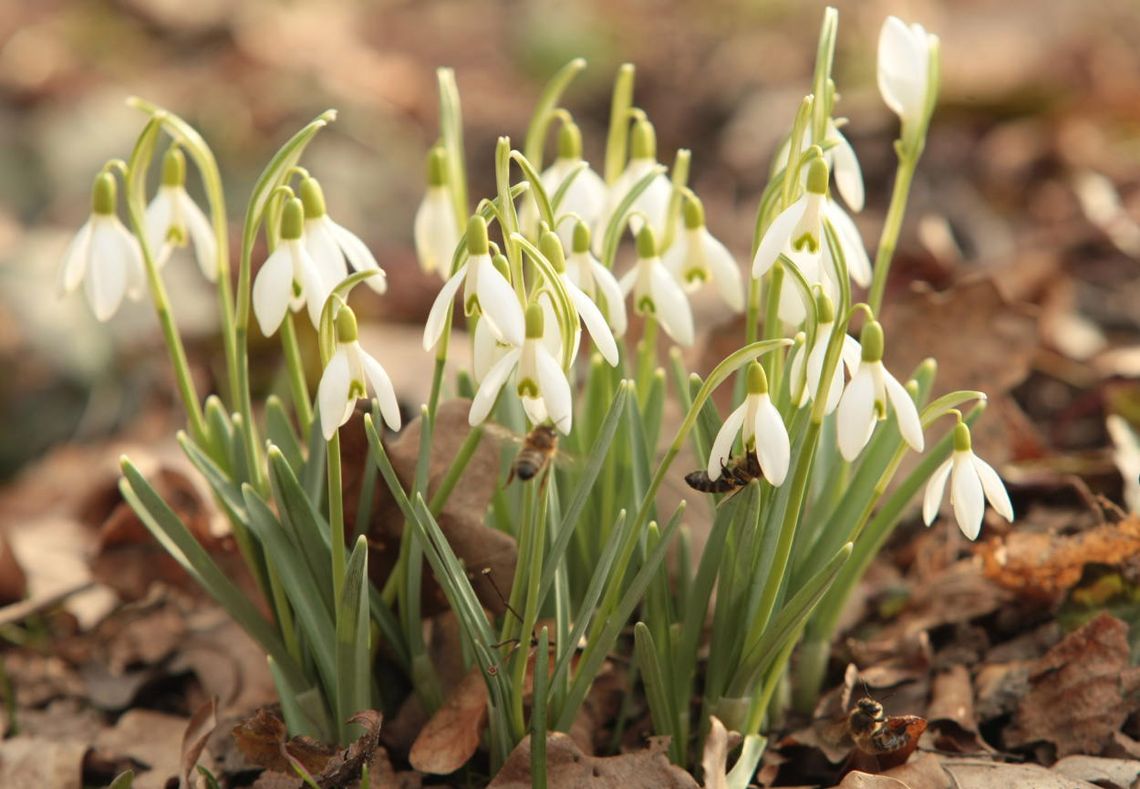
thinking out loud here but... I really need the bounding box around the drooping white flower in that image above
[836,320,924,461]
[923,421,1013,539]
[594,119,671,255]
[58,171,146,322]
[824,119,864,213]
[413,147,462,277]
[752,157,870,323]
[469,302,573,434]
[540,228,619,366]
[252,196,330,335]
[619,226,694,346]
[423,215,525,351]
[878,16,939,135]
[707,362,790,486]
[787,292,862,413]
[300,176,387,295]
[520,121,607,249]
[565,221,627,337]
[317,306,401,439]
[143,147,217,281]
[663,195,744,312]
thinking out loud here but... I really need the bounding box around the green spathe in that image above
[860,320,884,363]
[161,147,186,187]
[466,215,489,255]
[300,177,327,219]
[92,171,117,216]
[525,301,544,339]
[281,197,304,241]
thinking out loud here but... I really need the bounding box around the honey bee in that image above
[684,452,762,494]
[844,696,926,773]
[507,424,558,484]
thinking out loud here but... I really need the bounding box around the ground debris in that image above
[487,732,698,788]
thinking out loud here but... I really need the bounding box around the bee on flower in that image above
[923,421,1013,539]
[707,361,790,486]
[144,147,217,281]
[316,305,401,440]
[59,170,146,322]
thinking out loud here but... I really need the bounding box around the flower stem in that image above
[327,432,345,597]
[636,316,658,407]
[867,153,917,315]
[279,313,313,436]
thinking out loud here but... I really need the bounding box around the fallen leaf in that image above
[940,758,1101,788]
[309,710,383,789]
[926,666,990,753]
[0,737,88,789]
[181,698,218,787]
[487,732,699,788]
[0,531,27,604]
[873,753,952,789]
[1052,754,1140,788]
[232,707,337,775]
[92,709,190,789]
[1005,613,1140,756]
[408,664,488,775]
[834,772,909,788]
[701,715,729,789]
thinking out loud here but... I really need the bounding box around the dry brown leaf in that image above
[0,737,88,789]
[875,753,952,789]
[834,772,909,789]
[408,664,488,775]
[979,515,1140,601]
[1005,613,1140,756]
[181,697,218,787]
[92,709,190,789]
[941,758,1101,788]
[1052,755,1140,788]
[926,666,990,753]
[232,707,337,775]
[701,715,729,789]
[487,732,699,788]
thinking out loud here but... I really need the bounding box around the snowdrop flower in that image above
[471,254,518,382]
[923,421,1013,540]
[594,119,671,254]
[252,196,329,335]
[752,156,870,323]
[836,320,924,461]
[878,16,939,141]
[423,215,525,351]
[824,120,864,213]
[520,121,607,248]
[413,147,462,277]
[58,171,145,322]
[707,362,789,485]
[469,302,573,433]
[317,306,401,440]
[540,228,619,366]
[565,222,627,337]
[620,226,694,346]
[144,147,217,280]
[788,292,861,413]
[663,195,744,312]
[300,176,387,295]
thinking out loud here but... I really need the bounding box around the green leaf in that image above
[530,626,550,787]
[118,461,306,690]
[266,446,335,614]
[266,394,304,471]
[603,64,635,184]
[178,432,246,521]
[523,58,586,169]
[268,657,332,741]
[634,622,681,764]
[108,770,134,789]
[336,536,372,742]
[301,411,327,505]
[437,68,468,226]
[726,735,767,789]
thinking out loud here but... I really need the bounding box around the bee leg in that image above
[505,467,517,488]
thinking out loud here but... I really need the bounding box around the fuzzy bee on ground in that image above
[506,424,558,485]
[844,695,927,773]
[684,451,763,494]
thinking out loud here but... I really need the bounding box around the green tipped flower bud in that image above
[427,146,448,187]
[335,306,359,343]
[814,291,835,324]
[300,177,327,219]
[630,119,656,161]
[746,361,769,395]
[281,197,304,241]
[525,301,544,339]
[92,171,117,216]
[682,195,705,230]
[860,320,885,363]
[572,221,591,254]
[161,147,186,187]
[466,215,489,255]
[636,225,658,259]
[539,228,566,273]
[952,421,972,452]
[491,253,510,279]
[558,120,583,160]
[805,155,829,196]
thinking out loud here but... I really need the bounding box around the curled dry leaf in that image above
[487,732,699,788]
[980,515,1140,602]
[926,665,992,754]
[408,664,488,775]
[701,715,730,789]
[92,709,190,789]
[181,697,218,787]
[1005,613,1140,757]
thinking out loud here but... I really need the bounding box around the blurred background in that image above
[2,0,1140,486]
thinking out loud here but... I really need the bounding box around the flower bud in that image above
[746,361,769,395]
[636,225,658,259]
[525,301,544,339]
[630,119,657,161]
[161,148,186,187]
[300,176,327,219]
[860,320,885,363]
[335,305,359,343]
[539,228,566,273]
[280,197,304,241]
[572,220,591,254]
[427,146,448,187]
[558,120,583,160]
[682,195,705,230]
[92,171,117,216]
[466,215,489,255]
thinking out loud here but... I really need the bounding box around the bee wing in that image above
[481,422,526,447]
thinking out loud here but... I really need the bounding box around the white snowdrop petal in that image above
[708,402,748,480]
[305,221,348,291]
[878,17,928,122]
[753,396,790,486]
[116,221,147,301]
[175,191,216,282]
[923,457,954,525]
[297,246,331,328]
[972,455,1014,522]
[882,370,925,452]
[752,198,803,279]
[829,125,865,213]
[477,266,525,347]
[469,349,521,426]
[951,454,985,540]
[591,260,628,336]
[837,367,876,461]
[472,318,500,383]
[360,348,402,431]
[566,278,618,366]
[423,264,468,350]
[618,265,638,297]
[317,349,352,439]
[824,202,871,288]
[252,247,295,336]
[788,344,809,408]
[328,219,386,293]
[841,334,863,375]
[86,220,128,321]
[648,262,694,346]
[59,220,93,294]
[703,231,745,312]
[143,191,174,263]
[414,190,458,276]
[534,345,573,434]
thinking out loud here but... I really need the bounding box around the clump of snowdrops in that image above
[58,7,1013,783]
